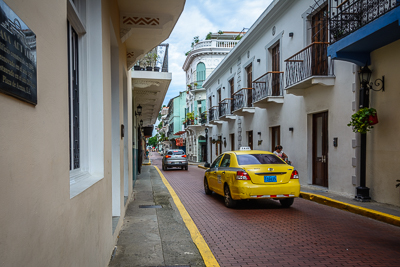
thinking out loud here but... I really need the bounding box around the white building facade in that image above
[182,33,242,162]
[204,0,360,199]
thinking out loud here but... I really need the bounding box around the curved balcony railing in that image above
[208,107,218,122]
[253,72,284,102]
[193,40,240,50]
[233,88,253,111]
[285,42,334,88]
[329,0,399,43]
[219,98,233,118]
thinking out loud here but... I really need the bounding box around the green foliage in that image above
[235,35,242,40]
[186,112,194,120]
[185,50,192,56]
[218,30,224,35]
[148,136,158,147]
[205,32,212,40]
[347,108,377,134]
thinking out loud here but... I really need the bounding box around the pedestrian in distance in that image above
[273,145,288,162]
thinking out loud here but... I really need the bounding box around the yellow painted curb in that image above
[154,166,220,267]
[143,160,151,165]
[198,165,208,170]
[300,192,400,227]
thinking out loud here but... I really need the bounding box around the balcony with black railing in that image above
[200,111,207,124]
[285,42,335,92]
[232,88,255,116]
[327,0,400,65]
[218,98,236,121]
[252,72,284,107]
[208,107,222,124]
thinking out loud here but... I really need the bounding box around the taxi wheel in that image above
[204,177,212,195]
[185,165,188,170]
[279,198,294,208]
[224,185,237,208]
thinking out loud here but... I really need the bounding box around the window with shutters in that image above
[196,62,206,88]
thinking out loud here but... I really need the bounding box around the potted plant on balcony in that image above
[151,53,160,72]
[186,112,194,124]
[144,53,153,71]
[193,82,198,88]
[347,107,378,134]
[187,84,192,90]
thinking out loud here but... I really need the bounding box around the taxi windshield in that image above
[237,154,285,165]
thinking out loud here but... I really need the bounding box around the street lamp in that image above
[140,119,143,127]
[205,128,209,166]
[356,63,384,202]
[137,105,142,116]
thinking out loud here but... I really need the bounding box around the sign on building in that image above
[0,0,37,105]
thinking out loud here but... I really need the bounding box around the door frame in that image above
[312,111,328,187]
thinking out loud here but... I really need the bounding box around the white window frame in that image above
[68,0,104,198]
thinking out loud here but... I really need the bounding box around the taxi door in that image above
[216,154,232,195]
[208,154,223,192]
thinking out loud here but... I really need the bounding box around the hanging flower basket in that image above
[347,107,378,134]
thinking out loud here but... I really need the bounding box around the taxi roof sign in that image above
[239,146,251,151]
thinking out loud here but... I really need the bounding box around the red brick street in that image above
[151,152,400,267]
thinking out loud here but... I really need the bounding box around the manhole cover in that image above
[139,205,162,208]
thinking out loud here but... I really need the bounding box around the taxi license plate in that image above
[264,176,277,183]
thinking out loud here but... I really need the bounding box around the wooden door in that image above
[271,43,280,96]
[230,133,235,151]
[229,78,234,114]
[312,112,328,187]
[217,89,221,117]
[271,126,280,151]
[311,6,328,75]
[246,64,252,107]
[248,131,253,150]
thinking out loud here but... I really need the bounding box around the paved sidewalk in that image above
[109,165,205,267]
[198,164,400,227]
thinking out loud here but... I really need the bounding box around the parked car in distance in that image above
[162,149,188,171]
[204,148,300,208]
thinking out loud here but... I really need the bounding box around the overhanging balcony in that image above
[285,42,335,95]
[218,98,236,121]
[252,72,284,108]
[208,107,223,125]
[232,88,255,116]
[328,0,400,65]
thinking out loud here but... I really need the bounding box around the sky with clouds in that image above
[162,0,273,106]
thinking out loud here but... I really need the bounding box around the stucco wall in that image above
[368,39,400,206]
[0,0,133,266]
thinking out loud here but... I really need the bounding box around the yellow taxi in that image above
[203,147,300,208]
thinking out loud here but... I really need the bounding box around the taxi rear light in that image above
[165,155,171,158]
[290,170,299,179]
[181,155,187,158]
[236,171,251,180]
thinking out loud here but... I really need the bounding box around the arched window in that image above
[196,62,206,88]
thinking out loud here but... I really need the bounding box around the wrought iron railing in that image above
[329,0,399,43]
[200,111,207,124]
[253,72,284,102]
[167,122,174,137]
[208,107,218,122]
[233,88,253,111]
[218,98,233,118]
[285,42,334,88]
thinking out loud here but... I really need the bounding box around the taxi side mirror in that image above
[204,163,211,168]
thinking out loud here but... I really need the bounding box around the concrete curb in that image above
[154,166,220,267]
[300,192,400,227]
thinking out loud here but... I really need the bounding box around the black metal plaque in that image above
[0,0,37,105]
